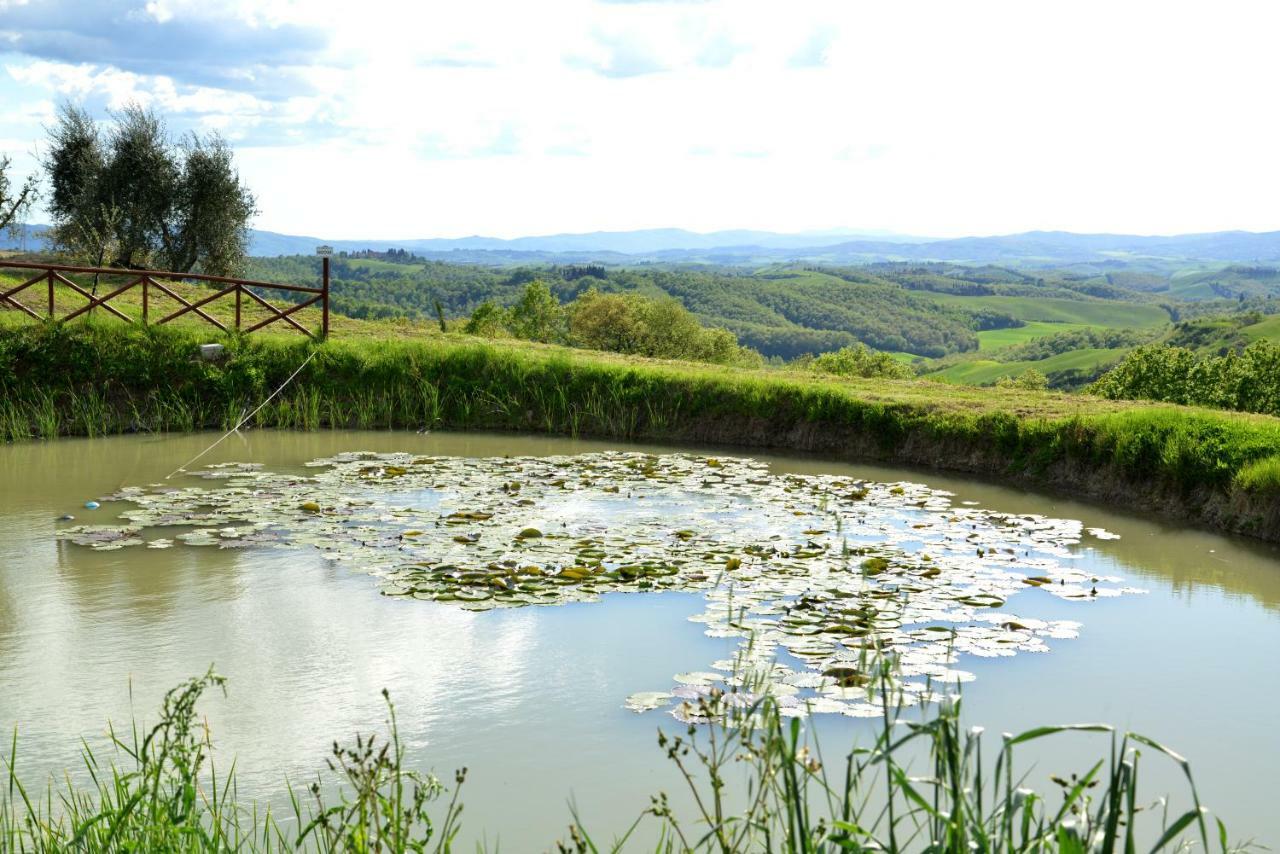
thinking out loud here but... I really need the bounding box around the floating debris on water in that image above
[56,451,1142,718]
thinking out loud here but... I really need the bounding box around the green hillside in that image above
[1163,312,1280,354]
[1167,265,1280,301]
[926,347,1128,386]
[975,320,1090,350]
[923,293,1170,328]
[1241,314,1280,342]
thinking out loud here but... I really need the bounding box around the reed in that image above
[0,659,1244,853]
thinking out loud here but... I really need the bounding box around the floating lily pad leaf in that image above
[61,450,1140,720]
[624,692,673,712]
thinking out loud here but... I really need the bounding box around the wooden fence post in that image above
[322,255,330,337]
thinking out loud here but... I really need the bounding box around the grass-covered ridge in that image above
[3,322,1280,538]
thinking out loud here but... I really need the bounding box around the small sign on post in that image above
[316,246,333,336]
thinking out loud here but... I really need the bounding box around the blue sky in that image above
[2,0,1277,239]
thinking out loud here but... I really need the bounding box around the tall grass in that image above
[606,650,1241,853]
[1,670,465,853]
[1234,455,1280,496]
[0,657,1244,852]
[3,322,1280,511]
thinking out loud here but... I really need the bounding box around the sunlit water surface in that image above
[1,431,1277,848]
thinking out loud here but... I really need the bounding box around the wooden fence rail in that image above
[0,259,330,338]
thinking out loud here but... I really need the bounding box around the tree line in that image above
[249,255,1026,359]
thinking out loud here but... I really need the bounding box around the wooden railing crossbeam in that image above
[0,292,41,321]
[241,287,315,338]
[2,272,47,300]
[243,295,321,334]
[155,283,236,330]
[53,272,136,324]
[59,277,139,324]
[147,277,230,330]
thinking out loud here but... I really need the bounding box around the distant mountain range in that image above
[244,227,927,257]
[7,224,1280,266]
[220,227,1280,265]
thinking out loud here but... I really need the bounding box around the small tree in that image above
[508,280,565,342]
[0,154,37,236]
[567,288,647,353]
[463,301,510,337]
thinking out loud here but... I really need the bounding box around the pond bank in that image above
[3,322,1280,540]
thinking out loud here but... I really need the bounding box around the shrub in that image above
[1092,341,1280,416]
[806,344,911,379]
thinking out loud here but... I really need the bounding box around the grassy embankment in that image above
[4,314,1280,539]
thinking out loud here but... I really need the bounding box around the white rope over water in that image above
[165,350,318,480]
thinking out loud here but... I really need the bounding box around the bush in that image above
[1092,341,1280,416]
[462,300,510,337]
[996,367,1049,391]
[806,344,911,379]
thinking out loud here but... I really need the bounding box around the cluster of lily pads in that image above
[58,451,1139,720]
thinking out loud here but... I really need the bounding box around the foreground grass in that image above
[2,321,1280,536]
[0,660,1245,852]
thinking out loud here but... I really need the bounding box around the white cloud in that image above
[3,0,1280,237]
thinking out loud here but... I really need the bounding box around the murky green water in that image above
[2,431,1278,847]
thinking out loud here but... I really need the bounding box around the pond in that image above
[1,430,1278,847]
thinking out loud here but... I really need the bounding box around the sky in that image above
[1,0,1278,240]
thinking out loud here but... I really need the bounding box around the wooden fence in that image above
[0,258,330,338]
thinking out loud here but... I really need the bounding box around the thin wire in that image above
[164,350,318,479]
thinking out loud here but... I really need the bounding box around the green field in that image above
[975,320,1090,351]
[925,347,1129,385]
[1167,266,1280,301]
[924,293,1170,328]
[1241,314,1280,343]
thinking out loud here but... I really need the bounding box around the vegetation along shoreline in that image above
[3,321,1279,543]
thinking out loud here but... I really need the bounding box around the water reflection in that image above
[1,430,1278,845]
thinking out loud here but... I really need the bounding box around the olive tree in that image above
[44,103,257,275]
